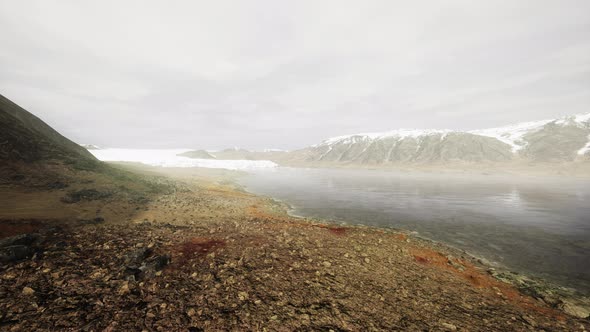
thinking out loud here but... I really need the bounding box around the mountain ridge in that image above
[173,112,590,167]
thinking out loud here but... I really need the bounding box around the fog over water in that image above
[239,168,590,294]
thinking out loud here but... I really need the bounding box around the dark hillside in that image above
[0,94,97,167]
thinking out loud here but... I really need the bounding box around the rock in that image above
[446,255,466,271]
[560,301,590,319]
[187,308,196,317]
[238,292,249,301]
[441,322,457,331]
[118,281,130,295]
[22,287,35,295]
[323,261,332,267]
[521,315,536,327]
[135,255,170,280]
[0,233,40,248]
[124,247,153,266]
[0,245,35,262]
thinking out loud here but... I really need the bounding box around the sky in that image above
[1,1,589,150]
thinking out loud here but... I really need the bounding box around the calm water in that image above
[238,168,590,294]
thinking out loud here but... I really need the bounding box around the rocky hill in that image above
[0,94,132,189]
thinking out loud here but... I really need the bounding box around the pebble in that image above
[441,322,457,331]
[22,287,35,295]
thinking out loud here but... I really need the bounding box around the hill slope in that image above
[0,94,97,166]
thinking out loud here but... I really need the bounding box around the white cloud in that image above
[0,0,589,149]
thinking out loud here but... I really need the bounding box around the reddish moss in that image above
[414,255,429,264]
[313,224,347,236]
[180,237,225,257]
[393,233,408,241]
[327,227,347,235]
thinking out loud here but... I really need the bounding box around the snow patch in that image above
[574,113,590,123]
[317,129,453,146]
[578,135,590,156]
[469,119,553,152]
[472,112,590,152]
[314,112,590,153]
[89,149,277,170]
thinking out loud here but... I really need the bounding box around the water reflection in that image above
[239,168,590,294]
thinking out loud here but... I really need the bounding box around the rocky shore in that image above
[1,164,589,331]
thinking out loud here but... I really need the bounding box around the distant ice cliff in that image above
[89,148,277,170]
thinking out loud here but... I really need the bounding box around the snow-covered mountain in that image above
[286,113,590,165]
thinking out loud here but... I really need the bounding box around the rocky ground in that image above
[0,165,589,331]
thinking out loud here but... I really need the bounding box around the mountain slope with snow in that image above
[285,112,590,165]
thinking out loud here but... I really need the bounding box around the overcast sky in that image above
[1,1,589,150]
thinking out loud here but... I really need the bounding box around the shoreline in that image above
[2,162,589,330]
[233,172,590,318]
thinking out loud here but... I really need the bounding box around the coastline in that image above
[1,163,589,330]
[228,170,590,319]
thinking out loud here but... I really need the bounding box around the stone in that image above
[187,308,196,317]
[22,287,35,295]
[238,292,249,301]
[0,233,40,248]
[118,281,130,295]
[441,322,457,331]
[0,245,34,262]
[441,323,457,331]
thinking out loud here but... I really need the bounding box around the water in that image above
[238,167,590,294]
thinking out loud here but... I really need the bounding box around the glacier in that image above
[89,148,277,170]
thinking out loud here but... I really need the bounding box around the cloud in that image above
[1,0,589,149]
